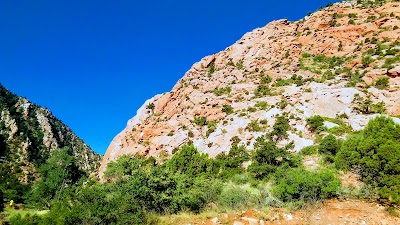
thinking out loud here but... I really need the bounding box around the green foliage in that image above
[255,101,268,110]
[192,116,207,126]
[217,185,253,209]
[208,61,215,77]
[335,116,400,204]
[206,121,217,137]
[248,137,299,180]
[236,60,244,70]
[300,54,348,74]
[213,86,231,96]
[28,148,85,208]
[299,145,319,156]
[382,55,400,69]
[0,164,29,203]
[222,104,233,114]
[319,134,340,155]
[254,85,271,98]
[215,144,250,179]
[260,75,272,84]
[270,116,290,140]
[362,56,374,67]
[274,74,304,87]
[273,167,341,204]
[0,190,3,212]
[375,76,389,90]
[146,103,155,110]
[245,120,262,132]
[352,94,386,114]
[167,144,217,178]
[306,115,325,132]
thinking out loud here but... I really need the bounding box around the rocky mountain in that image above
[99,0,400,177]
[0,84,101,183]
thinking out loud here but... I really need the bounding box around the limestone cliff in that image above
[100,0,400,177]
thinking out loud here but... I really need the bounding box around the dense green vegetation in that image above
[335,116,400,204]
[2,106,400,225]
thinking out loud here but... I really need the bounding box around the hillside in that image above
[99,0,400,176]
[0,83,101,184]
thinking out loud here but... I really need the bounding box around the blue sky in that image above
[0,0,336,155]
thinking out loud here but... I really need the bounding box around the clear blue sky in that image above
[0,0,336,155]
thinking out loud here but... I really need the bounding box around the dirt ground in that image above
[163,199,400,225]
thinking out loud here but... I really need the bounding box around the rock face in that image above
[0,84,101,183]
[99,0,400,177]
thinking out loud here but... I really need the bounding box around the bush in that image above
[217,185,253,209]
[246,120,262,132]
[306,115,324,132]
[222,104,233,114]
[270,116,290,140]
[254,85,271,98]
[319,134,340,155]
[375,76,389,90]
[273,167,341,205]
[335,116,400,204]
[193,116,207,126]
[248,137,300,180]
[300,145,319,156]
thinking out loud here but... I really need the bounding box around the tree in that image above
[28,148,85,208]
[319,134,340,155]
[271,116,290,140]
[335,116,400,204]
[306,115,324,132]
[248,136,299,179]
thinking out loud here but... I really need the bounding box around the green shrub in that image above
[375,76,389,90]
[254,85,271,98]
[222,104,233,114]
[248,137,299,180]
[306,115,325,132]
[217,185,253,209]
[246,120,262,132]
[255,101,268,110]
[352,94,386,114]
[270,116,290,140]
[193,116,207,126]
[300,145,319,156]
[208,61,215,77]
[260,75,272,84]
[319,134,340,155]
[213,86,231,96]
[273,168,341,205]
[335,116,400,204]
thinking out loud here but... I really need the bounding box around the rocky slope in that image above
[99,0,400,177]
[0,84,101,183]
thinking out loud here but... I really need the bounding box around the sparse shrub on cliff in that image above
[246,120,263,132]
[254,85,271,97]
[375,76,389,89]
[306,115,325,132]
[222,104,233,114]
[208,61,215,77]
[213,86,231,96]
[193,116,207,126]
[255,101,268,110]
[270,116,290,140]
[352,94,386,114]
